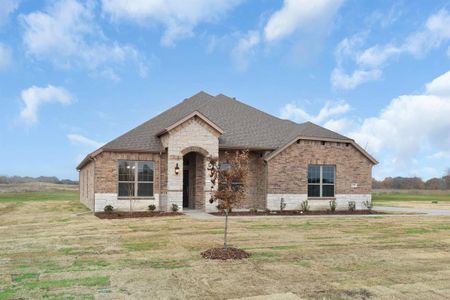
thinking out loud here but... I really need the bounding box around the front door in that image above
[183,170,189,208]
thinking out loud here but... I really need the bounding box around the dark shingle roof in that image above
[101,91,351,152]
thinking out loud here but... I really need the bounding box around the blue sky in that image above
[1,0,450,180]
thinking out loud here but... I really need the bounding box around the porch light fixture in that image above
[174,163,180,175]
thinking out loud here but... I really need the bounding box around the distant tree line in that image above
[373,169,450,190]
[0,176,78,185]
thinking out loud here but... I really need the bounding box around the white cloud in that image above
[323,118,354,133]
[101,0,241,47]
[264,0,344,42]
[283,71,450,178]
[0,0,19,26]
[357,10,450,67]
[332,9,450,89]
[19,85,73,124]
[428,151,450,160]
[21,0,146,79]
[356,44,402,67]
[280,101,350,124]
[331,68,381,90]
[349,70,450,168]
[231,31,260,71]
[425,70,450,97]
[0,43,11,70]
[67,134,103,148]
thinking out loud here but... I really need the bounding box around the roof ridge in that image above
[214,93,297,125]
[300,121,351,140]
[102,92,215,151]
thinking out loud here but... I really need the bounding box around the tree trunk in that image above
[224,208,229,251]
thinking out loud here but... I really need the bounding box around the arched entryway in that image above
[181,151,206,210]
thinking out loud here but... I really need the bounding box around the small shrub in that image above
[432,200,438,204]
[104,205,114,213]
[300,200,309,212]
[329,199,337,212]
[264,208,271,214]
[280,198,286,211]
[148,204,156,211]
[363,200,372,211]
[249,208,258,214]
[348,201,356,212]
[171,204,179,212]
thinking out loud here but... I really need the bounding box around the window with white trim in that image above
[307,165,335,197]
[219,162,242,191]
[118,161,154,197]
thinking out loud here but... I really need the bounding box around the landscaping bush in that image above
[264,208,271,214]
[329,199,337,212]
[280,198,286,211]
[348,201,356,211]
[104,205,114,213]
[148,204,156,211]
[249,208,258,214]
[300,200,309,212]
[363,200,372,211]
[171,204,179,212]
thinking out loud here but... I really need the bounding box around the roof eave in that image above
[264,136,378,165]
[76,148,166,170]
[156,110,224,137]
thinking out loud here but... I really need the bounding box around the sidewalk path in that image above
[183,207,450,221]
[374,206,450,216]
[183,209,220,220]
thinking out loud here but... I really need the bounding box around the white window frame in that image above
[118,160,154,198]
[307,165,335,198]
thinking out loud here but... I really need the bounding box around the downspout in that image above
[92,155,97,212]
[159,151,162,209]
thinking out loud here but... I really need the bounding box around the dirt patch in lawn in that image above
[201,247,250,260]
[211,210,384,216]
[3,193,450,299]
[95,211,183,219]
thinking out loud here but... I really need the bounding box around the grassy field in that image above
[373,189,450,210]
[1,192,450,299]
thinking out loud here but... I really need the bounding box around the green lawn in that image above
[1,191,450,299]
[372,192,450,203]
[0,191,79,202]
[372,190,450,210]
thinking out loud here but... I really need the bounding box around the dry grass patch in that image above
[1,193,450,298]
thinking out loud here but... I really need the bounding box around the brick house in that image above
[77,92,377,212]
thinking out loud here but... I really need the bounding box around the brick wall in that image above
[267,140,373,195]
[94,151,165,194]
[79,160,94,210]
[195,153,205,209]
[219,150,267,209]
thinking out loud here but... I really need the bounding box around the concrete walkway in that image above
[374,206,450,216]
[183,209,219,220]
[183,206,450,220]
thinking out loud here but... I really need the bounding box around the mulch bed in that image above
[201,247,250,260]
[95,211,184,219]
[211,210,384,216]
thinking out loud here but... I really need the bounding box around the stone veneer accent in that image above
[94,193,160,212]
[162,116,220,212]
[266,194,371,210]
